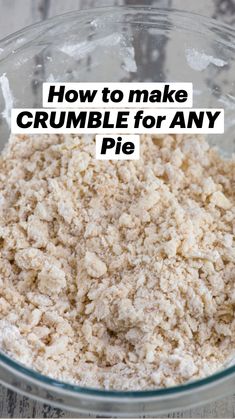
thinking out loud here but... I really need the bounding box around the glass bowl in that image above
[0,6,234,416]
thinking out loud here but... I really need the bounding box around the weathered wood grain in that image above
[1,384,235,418]
[0,0,234,417]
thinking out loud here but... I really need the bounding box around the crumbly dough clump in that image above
[0,133,234,390]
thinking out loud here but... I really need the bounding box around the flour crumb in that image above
[0,132,234,390]
[84,251,107,278]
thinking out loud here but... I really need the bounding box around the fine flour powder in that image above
[0,133,234,389]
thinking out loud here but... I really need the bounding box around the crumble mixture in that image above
[0,133,234,390]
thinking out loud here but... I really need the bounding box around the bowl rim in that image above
[0,4,235,399]
[1,4,235,48]
[1,351,235,399]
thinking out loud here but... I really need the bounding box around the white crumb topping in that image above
[0,133,234,390]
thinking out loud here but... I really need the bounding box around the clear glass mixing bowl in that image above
[0,6,234,416]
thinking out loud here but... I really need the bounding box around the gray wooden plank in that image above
[0,0,235,417]
[1,383,235,417]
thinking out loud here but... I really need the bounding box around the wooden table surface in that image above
[0,0,234,417]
